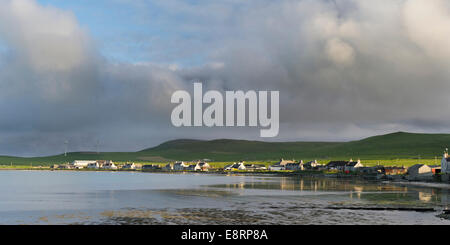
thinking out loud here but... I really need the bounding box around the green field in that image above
[0,132,448,167]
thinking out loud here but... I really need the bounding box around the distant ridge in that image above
[1,132,450,165]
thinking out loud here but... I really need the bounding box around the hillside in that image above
[0,132,449,165]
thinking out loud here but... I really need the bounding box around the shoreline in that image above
[1,167,448,186]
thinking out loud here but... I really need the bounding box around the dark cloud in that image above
[0,0,450,156]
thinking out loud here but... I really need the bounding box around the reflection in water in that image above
[212,176,450,209]
[0,171,450,224]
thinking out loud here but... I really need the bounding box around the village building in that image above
[326,159,363,172]
[429,165,441,174]
[326,161,348,171]
[186,164,197,171]
[122,163,136,170]
[285,160,304,171]
[102,161,118,170]
[344,159,364,172]
[87,162,100,169]
[142,164,162,170]
[225,162,246,170]
[357,166,379,174]
[194,162,210,171]
[269,164,285,171]
[244,164,267,171]
[383,166,407,175]
[269,158,297,171]
[173,161,189,171]
[58,164,74,170]
[70,160,97,168]
[441,151,450,174]
[277,158,296,166]
[407,164,433,180]
[164,163,174,171]
[303,160,322,170]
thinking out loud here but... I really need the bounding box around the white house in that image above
[442,151,450,174]
[102,161,118,170]
[344,159,364,172]
[71,160,97,168]
[277,158,296,166]
[269,165,285,171]
[87,162,100,169]
[225,162,246,170]
[269,158,297,171]
[244,164,267,171]
[194,162,210,171]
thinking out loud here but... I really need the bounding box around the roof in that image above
[326,161,348,167]
[384,166,405,170]
[285,162,300,166]
[278,159,296,166]
[347,161,360,167]
[408,164,428,172]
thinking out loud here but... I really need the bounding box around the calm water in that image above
[0,170,449,224]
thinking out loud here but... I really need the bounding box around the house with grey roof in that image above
[407,164,433,180]
[173,161,189,171]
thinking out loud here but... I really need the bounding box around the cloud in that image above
[0,0,92,73]
[403,0,450,60]
[325,38,355,66]
[1,0,450,156]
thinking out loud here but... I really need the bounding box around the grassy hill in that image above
[0,132,449,165]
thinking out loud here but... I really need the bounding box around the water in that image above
[0,170,449,224]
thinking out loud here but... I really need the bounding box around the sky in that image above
[0,0,450,156]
